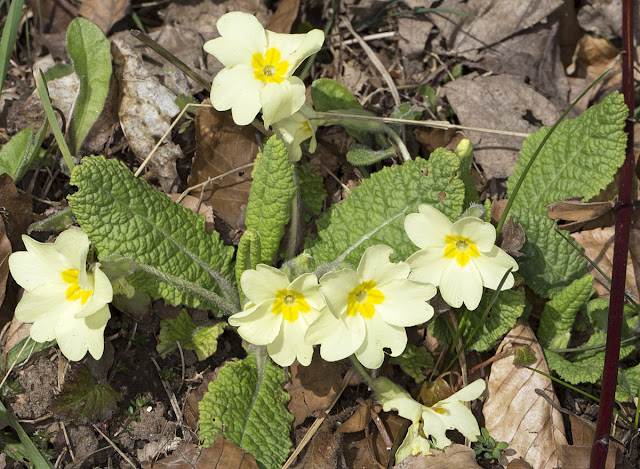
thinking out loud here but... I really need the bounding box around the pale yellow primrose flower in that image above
[8,230,112,361]
[305,245,436,369]
[204,12,324,128]
[272,102,318,162]
[405,204,518,310]
[228,265,324,367]
[378,377,486,460]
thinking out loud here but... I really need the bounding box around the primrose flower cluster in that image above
[204,11,323,161]
[230,204,518,368]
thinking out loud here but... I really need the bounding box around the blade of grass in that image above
[130,29,210,91]
[496,66,616,236]
[0,400,55,468]
[0,0,24,97]
[591,0,635,466]
[35,69,75,172]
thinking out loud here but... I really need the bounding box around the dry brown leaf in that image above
[393,444,481,469]
[285,352,347,427]
[0,174,32,325]
[183,371,217,432]
[547,197,614,227]
[112,38,183,193]
[79,0,130,34]
[335,403,368,434]
[571,227,640,300]
[483,320,567,469]
[567,35,621,112]
[292,417,342,469]
[266,0,300,33]
[343,412,408,469]
[188,105,258,230]
[557,413,632,469]
[141,436,258,469]
[506,459,534,469]
[430,0,562,53]
[444,74,562,180]
[168,195,215,233]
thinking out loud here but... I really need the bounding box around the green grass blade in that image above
[0,400,55,468]
[0,0,24,97]
[35,70,75,172]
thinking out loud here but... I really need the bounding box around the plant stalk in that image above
[590,0,635,466]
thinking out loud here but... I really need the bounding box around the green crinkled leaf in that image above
[66,18,112,156]
[245,137,296,265]
[297,164,326,221]
[346,144,396,165]
[198,351,293,469]
[68,156,236,312]
[0,126,32,181]
[429,286,526,352]
[507,93,627,213]
[467,287,527,352]
[511,208,588,298]
[311,78,363,111]
[52,364,121,424]
[389,344,433,382]
[544,333,635,385]
[157,309,226,360]
[306,150,464,268]
[537,274,594,349]
[616,363,640,401]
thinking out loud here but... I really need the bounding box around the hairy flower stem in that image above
[590,1,635,467]
[349,355,376,389]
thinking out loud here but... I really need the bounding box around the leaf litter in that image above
[0,0,639,468]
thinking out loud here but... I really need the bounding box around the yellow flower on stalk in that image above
[228,265,324,367]
[272,102,318,162]
[377,377,486,462]
[305,245,436,369]
[404,204,519,310]
[8,229,112,361]
[204,12,324,127]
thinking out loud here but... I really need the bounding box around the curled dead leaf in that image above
[393,444,481,469]
[483,320,567,469]
[571,227,640,301]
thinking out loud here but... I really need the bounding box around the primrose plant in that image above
[5,9,631,469]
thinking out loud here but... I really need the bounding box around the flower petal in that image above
[473,246,518,290]
[355,315,406,369]
[306,310,364,362]
[395,422,432,462]
[439,260,483,310]
[211,66,263,126]
[445,379,486,402]
[357,245,410,285]
[8,250,60,291]
[268,316,314,366]
[56,305,110,361]
[406,248,450,286]
[260,77,306,128]
[319,268,361,317]
[241,265,289,304]
[451,216,496,252]
[288,273,324,310]
[14,282,71,324]
[376,279,435,327]
[421,407,453,448]
[230,300,282,345]
[204,12,266,67]
[75,266,113,318]
[54,229,90,271]
[404,204,451,249]
[265,29,324,74]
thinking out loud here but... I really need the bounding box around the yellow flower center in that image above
[301,121,311,133]
[443,235,480,267]
[272,289,310,322]
[252,48,289,84]
[346,280,385,319]
[61,269,92,305]
[433,406,449,415]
